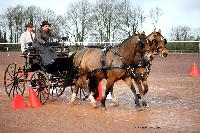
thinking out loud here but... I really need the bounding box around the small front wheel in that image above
[30,70,50,104]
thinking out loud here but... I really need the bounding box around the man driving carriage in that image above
[33,20,62,69]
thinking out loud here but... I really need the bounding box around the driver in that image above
[35,20,61,44]
[34,20,61,69]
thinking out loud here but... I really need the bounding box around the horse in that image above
[125,29,168,106]
[70,32,151,110]
[94,29,168,109]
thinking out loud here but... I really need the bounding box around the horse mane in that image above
[147,31,162,37]
[116,34,139,47]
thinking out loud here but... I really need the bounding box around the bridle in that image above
[144,32,167,57]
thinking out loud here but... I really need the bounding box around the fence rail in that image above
[0,41,200,53]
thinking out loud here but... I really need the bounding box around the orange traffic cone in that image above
[96,81,103,101]
[11,95,27,109]
[190,62,200,77]
[28,88,42,108]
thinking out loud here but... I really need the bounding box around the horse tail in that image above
[88,75,99,99]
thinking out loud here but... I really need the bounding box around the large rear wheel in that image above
[4,63,25,99]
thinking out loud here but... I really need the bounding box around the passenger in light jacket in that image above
[19,22,35,53]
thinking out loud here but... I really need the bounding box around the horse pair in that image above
[70,29,168,111]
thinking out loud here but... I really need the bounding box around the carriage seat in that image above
[20,46,40,59]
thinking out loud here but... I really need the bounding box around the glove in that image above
[23,49,28,55]
[28,42,33,47]
[43,42,49,46]
[61,37,68,41]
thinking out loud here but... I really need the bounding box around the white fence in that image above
[0,41,200,53]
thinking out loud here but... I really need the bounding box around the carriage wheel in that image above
[4,63,25,99]
[49,79,66,97]
[30,70,50,104]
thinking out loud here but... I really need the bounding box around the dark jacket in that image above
[35,28,61,44]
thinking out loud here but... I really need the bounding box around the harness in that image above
[76,34,148,77]
[128,60,152,80]
[100,35,147,73]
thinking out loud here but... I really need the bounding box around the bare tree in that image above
[193,28,200,40]
[89,0,146,42]
[64,0,92,42]
[149,7,163,28]
[4,7,15,42]
[170,25,192,41]
[0,14,7,31]
[12,5,25,42]
[90,0,123,42]
[24,6,43,29]
[1,5,62,42]
[119,0,145,38]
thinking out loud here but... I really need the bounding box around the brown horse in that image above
[98,29,168,108]
[70,32,151,110]
[131,29,168,103]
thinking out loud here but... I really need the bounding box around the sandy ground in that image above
[0,52,200,133]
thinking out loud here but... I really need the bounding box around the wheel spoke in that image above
[4,63,25,99]
[6,81,13,88]
[7,71,14,80]
[12,86,16,98]
[30,70,50,104]
[16,85,24,94]
[8,86,14,97]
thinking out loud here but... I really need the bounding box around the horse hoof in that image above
[135,105,143,111]
[100,104,107,110]
[110,102,119,107]
[91,102,97,108]
[141,101,148,107]
[70,100,77,105]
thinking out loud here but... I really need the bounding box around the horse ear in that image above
[158,29,161,33]
[142,31,145,34]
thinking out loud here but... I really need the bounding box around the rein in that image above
[98,34,147,72]
[75,33,148,75]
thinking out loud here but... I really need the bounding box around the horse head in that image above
[144,29,168,59]
[135,31,154,62]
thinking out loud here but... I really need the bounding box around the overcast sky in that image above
[0,0,200,39]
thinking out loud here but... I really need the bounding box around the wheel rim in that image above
[50,77,65,97]
[4,63,25,99]
[30,70,50,104]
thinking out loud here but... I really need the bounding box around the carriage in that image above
[3,41,83,104]
[4,29,168,110]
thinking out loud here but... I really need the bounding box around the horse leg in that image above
[140,79,149,108]
[75,75,97,108]
[98,79,119,107]
[141,79,149,95]
[134,78,149,108]
[70,77,82,104]
[100,78,114,110]
[133,78,144,95]
[124,77,143,111]
[109,86,119,107]
[84,76,97,108]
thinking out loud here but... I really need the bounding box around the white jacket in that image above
[19,30,35,52]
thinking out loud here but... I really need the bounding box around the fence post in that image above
[199,42,200,53]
